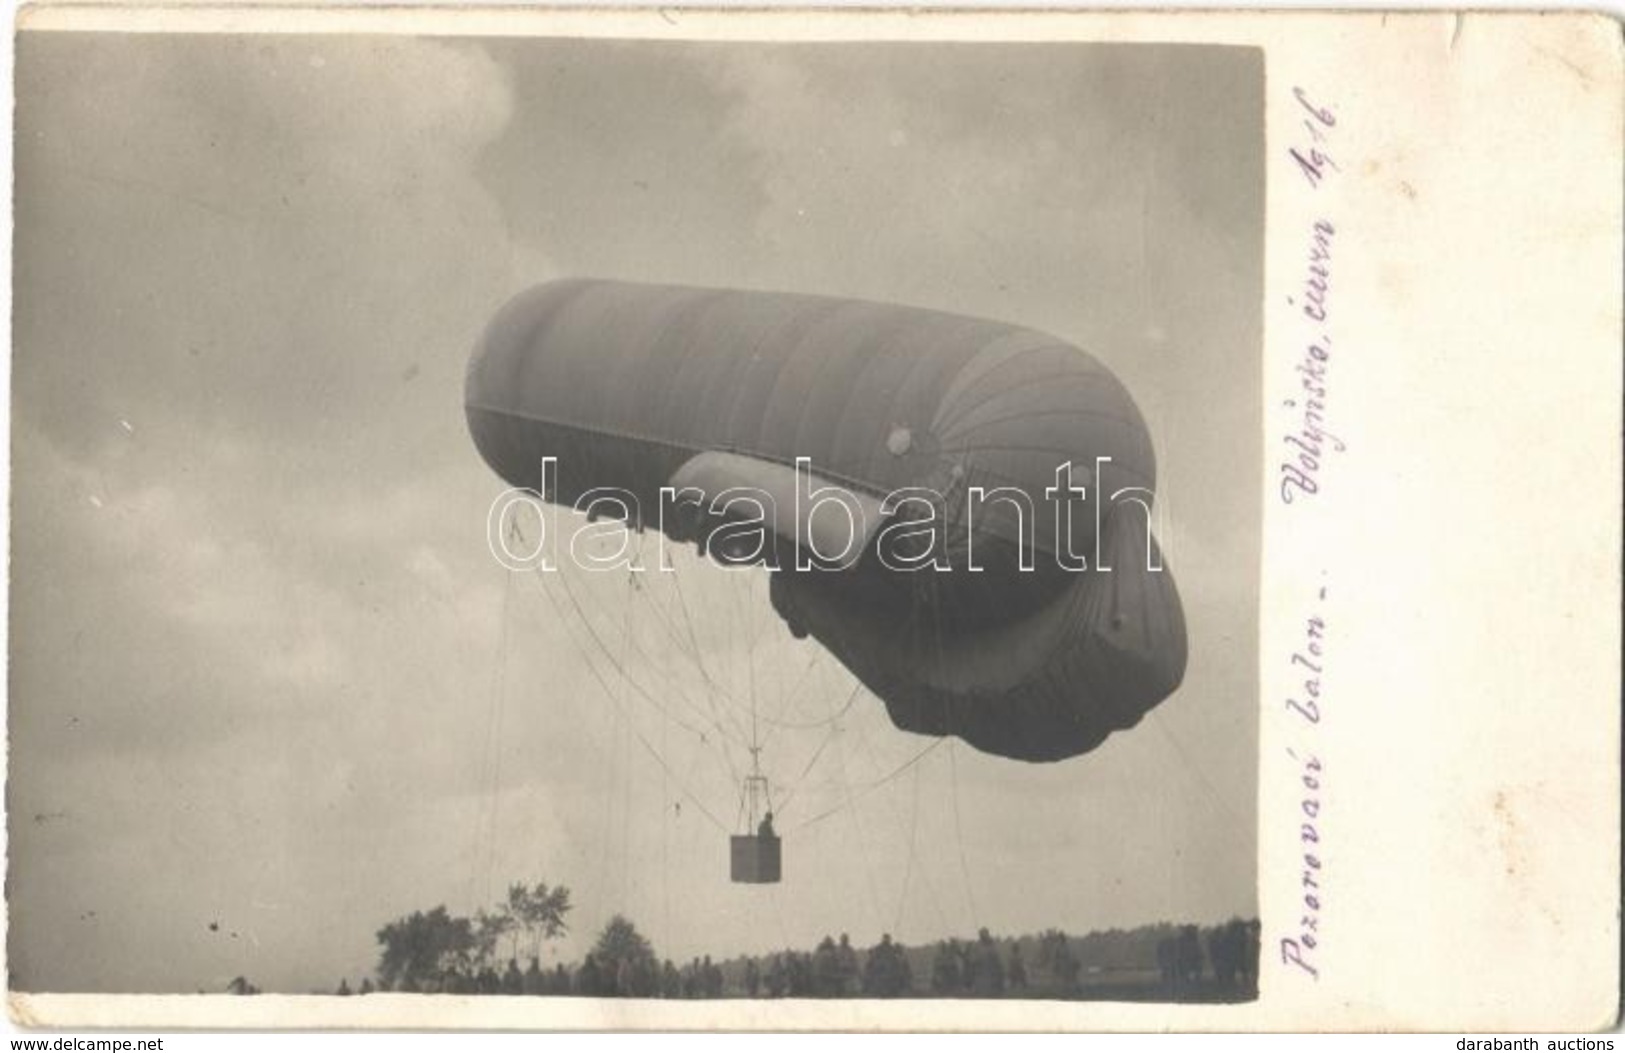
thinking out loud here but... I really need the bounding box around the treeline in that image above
[716,921,1260,1001]
[369,881,574,994]
[295,879,1259,1003]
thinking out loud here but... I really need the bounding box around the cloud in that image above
[11,36,1262,994]
[14,34,519,463]
[702,47,1126,307]
[8,33,537,993]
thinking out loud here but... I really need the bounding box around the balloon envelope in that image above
[467,279,1186,762]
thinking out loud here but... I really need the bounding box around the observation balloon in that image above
[466,279,1186,762]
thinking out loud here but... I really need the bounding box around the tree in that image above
[473,908,516,971]
[523,957,545,995]
[1207,919,1246,988]
[661,959,683,999]
[862,934,911,998]
[930,940,962,995]
[970,928,1005,997]
[1036,929,1080,992]
[1175,925,1203,986]
[375,906,477,992]
[592,914,658,997]
[812,935,844,997]
[835,934,859,996]
[507,882,573,959]
[785,951,814,996]
[575,955,604,996]
[1242,920,1262,989]
[1156,936,1178,987]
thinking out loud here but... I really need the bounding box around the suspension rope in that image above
[756,652,823,738]
[789,735,945,832]
[771,681,864,814]
[529,564,730,833]
[545,558,747,786]
[892,762,923,936]
[667,565,755,753]
[468,567,516,911]
[948,741,980,928]
[1149,708,1249,831]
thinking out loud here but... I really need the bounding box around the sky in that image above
[7,32,1263,994]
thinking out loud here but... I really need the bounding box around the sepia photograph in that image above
[6,5,1621,1040]
[8,27,1262,1010]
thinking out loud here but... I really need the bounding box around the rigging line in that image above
[905,535,957,941]
[612,569,747,743]
[618,566,637,913]
[635,575,752,719]
[830,705,885,934]
[748,585,759,758]
[611,607,728,741]
[909,793,953,937]
[515,567,730,791]
[764,650,821,723]
[892,761,923,937]
[531,566,730,833]
[608,636,717,741]
[767,885,793,951]
[923,555,968,923]
[789,735,946,832]
[948,740,980,928]
[466,572,497,909]
[467,577,498,910]
[1148,708,1249,831]
[939,404,1142,441]
[641,568,740,707]
[839,661,892,789]
[723,559,757,750]
[659,594,672,954]
[747,573,784,747]
[756,649,834,754]
[590,577,625,922]
[770,682,863,814]
[561,607,730,835]
[933,361,1111,434]
[668,562,756,750]
[1140,59,1164,329]
[513,564,722,748]
[764,679,862,736]
[946,440,1147,461]
[548,559,748,787]
[473,566,515,910]
[627,591,754,789]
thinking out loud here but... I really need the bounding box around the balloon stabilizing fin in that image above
[669,451,888,571]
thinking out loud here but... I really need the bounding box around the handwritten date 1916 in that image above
[1289,88,1338,189]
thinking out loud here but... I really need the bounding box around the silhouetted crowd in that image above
[743,932,911,998]
[320,919,1260,1001]
[1155,920,1261,993]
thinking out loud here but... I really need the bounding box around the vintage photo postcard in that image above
[4,3,1620,1035]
